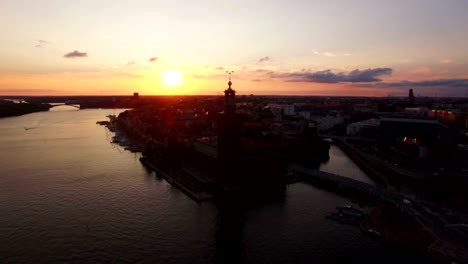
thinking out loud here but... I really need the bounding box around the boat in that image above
[326,205,366,225]
[326,212,360,225]
[361,227,382,239]
[336,204,353,209]
[335,205,365,219]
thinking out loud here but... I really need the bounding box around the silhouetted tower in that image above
[224,71,236,114]
[216,71,246,184]
[409,89,415,104]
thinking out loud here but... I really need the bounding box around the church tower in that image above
[216,71,246,184]
[224,71,236,114]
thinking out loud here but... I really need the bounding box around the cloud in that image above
[272,68,393,83]
[411,67,431,74]
[312,50,344,57]
[362,79,468,88]
[62,69,144,78]
[192,72,247,80]
[312,50,352,57]
[35,39,49,48]
[323,52,336,57]
[64,50,88,58]
[149,57,158,62]
[258,56,271,62]
[191,74,226,80]
[0,88,57,94]
[255,69,273,73]
[127,61,135,65]
[104,71,143,78]
[355,78,468,97]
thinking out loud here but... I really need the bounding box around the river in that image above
[0,106,432,263]
[320,144,376,185]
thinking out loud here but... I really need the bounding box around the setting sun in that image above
[161,70,182,86]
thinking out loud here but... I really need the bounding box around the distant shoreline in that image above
[0,100,52,118]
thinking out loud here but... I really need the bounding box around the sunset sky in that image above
[1,0,467,96]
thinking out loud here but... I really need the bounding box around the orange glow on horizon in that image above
[0,66,451,97]
[0,71,393,97]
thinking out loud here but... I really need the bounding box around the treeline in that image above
[0,101,51,118]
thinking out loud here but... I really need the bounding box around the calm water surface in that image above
[320,145,376,185]
[0,107,430,263]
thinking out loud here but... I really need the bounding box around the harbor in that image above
[0,107,442,263]
[99,109,467,263]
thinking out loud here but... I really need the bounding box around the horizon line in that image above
[1,94,465,99]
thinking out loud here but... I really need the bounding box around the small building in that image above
[308,115,344,132]
[347,118,380,138]
[378,118,444,160]
[404,107,428,117]
[378,118,441,146]
[267,103,296,117]
[428,109,468,128]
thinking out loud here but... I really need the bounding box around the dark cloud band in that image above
[64,50,87,58]
[272,68,392,83]
[258,56,271,62]
[360,79,468,88]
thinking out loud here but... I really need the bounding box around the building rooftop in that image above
[381,118,439,124]
[192,141,217,159]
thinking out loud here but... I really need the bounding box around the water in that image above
[0,107,431,263]
[320,145,376,185]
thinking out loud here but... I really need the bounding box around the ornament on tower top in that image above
[226,70,234,90]
[224,70,236,113]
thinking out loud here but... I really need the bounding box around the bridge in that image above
[290,164,449,233]
[291,164,432,213]
[49,103,80,109]
[291,164,388,200]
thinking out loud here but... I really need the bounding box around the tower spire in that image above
[224,70,236,114]
[226,70,234,89]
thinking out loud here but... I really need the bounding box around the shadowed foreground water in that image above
[0,106,433,263]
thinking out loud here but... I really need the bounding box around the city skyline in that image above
[1,0,467,97]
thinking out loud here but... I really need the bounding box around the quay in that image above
[292,164,468,264]
[327,137,389,185]
[140,157,214,202]
[291,163,444,229]
[291,164,408,204]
